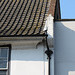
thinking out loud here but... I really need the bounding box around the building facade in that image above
[0,0,75,75]
[54,20,75,75]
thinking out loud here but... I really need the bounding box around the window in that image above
[0,45,11,75]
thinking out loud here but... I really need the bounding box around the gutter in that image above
[0,34,48,37]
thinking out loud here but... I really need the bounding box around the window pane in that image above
[0,49,1,57]
[1,49,7,57]
[0,48,8,57]
[0,48,9,69]
[0,60,7,68]
[0,71,7,75]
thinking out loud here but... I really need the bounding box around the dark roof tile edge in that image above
[55,19,75,21]
[0,34,48,37]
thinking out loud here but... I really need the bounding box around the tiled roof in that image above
[0,0,50,36]
[49,0,56,16]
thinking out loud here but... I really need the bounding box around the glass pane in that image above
[0,60,7,68]
[1,48,8,57]
[0,71,7,75]
[0,49,1,57]
[0,47,9,69]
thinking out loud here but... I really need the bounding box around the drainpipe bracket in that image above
[45,50,53,58]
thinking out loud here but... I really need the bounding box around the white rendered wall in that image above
[54,21,75,75]
[45,14,54,38]
[10,44,48,75]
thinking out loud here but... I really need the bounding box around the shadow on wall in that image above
[54,22,75,51]
[47,33,54,48]
[11,43,48,61]
[54,21,75,75]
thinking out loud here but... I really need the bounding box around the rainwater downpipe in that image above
[45,32,53,75]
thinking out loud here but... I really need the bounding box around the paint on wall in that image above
[68,71,75,75]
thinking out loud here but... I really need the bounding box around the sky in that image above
[60,0,75,19]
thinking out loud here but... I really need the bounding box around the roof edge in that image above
[0,34,48,37]
[48,0,56,16]
[54,0,61,19]
[55,19,75,21]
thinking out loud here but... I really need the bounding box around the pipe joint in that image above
[45,50,53,58]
